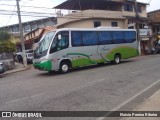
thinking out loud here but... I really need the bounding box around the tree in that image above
[0,29,16,53]
[0,29,11,41]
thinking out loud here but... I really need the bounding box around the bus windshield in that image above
[34,31,55,59]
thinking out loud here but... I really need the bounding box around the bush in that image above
[0,29,16,53]
[0,41,16,53]
[0,30,11,41]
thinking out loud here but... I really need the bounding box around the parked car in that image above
[25,49,33,53]
[15,52,23,63]
[26,52,33,63]
[0,62,5,74]
[15,49,33,63]
[155,40,160,54]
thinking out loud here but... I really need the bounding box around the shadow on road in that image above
[37,60,134,77]
[0,74,6,78]
[71,60,133,72]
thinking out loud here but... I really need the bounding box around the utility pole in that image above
[134,0,141,55]
[16,0,27,67]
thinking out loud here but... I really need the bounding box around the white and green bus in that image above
[33,28,138,73]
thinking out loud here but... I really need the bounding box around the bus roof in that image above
[54,28,136,32]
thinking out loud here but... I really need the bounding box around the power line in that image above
[0,9,55,15]
[0,3,54,9]
[22,2,54,13]
[0,0,15,1]
[0,8,55,17]
[5,5,17,26]
[0,13,54,18]
[21,0,34,2]
[148,0,152,4]
[21,0,33,6]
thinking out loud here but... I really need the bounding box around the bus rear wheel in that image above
[113,54,121,64]
[59,62,70,73]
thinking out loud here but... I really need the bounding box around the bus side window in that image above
[112,31,125,44]
[98,31,113,44]
[82,31,98,46]
[72,31,83,47]
[124,31,136,43]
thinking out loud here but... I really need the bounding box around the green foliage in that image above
[0,29,11,41]
[0,29,16,53]
[0,41,16,53]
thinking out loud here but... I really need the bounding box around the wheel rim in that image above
[115,57,120,63]
[62,64,69,72]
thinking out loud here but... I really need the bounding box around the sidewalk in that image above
[126,90,160,120]
[135,90,160,111]
[0,62,30,76]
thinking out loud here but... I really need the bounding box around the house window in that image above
[111,22,118,27]
[128,26,134,29]
[94,21,101,28]
[124,4,133,12]
[137,5,142,13]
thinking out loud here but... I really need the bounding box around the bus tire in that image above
[113,54,121,64]
[59,61,70,73]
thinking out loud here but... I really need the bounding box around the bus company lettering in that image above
[12,112,42,118]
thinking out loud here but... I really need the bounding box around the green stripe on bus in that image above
[67,53,97,67]
[106,46,138,60]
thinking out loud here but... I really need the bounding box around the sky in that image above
[0,0,159,27]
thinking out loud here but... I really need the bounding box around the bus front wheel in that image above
[113,54,121,64]
[59,62,70,73]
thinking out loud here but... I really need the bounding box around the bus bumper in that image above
[33,60,52,71]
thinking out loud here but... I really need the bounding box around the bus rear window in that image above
[124,31,136,43]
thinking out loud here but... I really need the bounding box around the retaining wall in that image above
[0,53,15,70]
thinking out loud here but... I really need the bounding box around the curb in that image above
[132,89,160,111]
[132,54,159,61]
[0,66,30,76]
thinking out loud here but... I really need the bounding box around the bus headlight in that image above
[40,60,48,63]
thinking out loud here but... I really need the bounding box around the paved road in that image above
[0,55,160,120]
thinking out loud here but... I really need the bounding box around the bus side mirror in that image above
[58,34,62,40]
